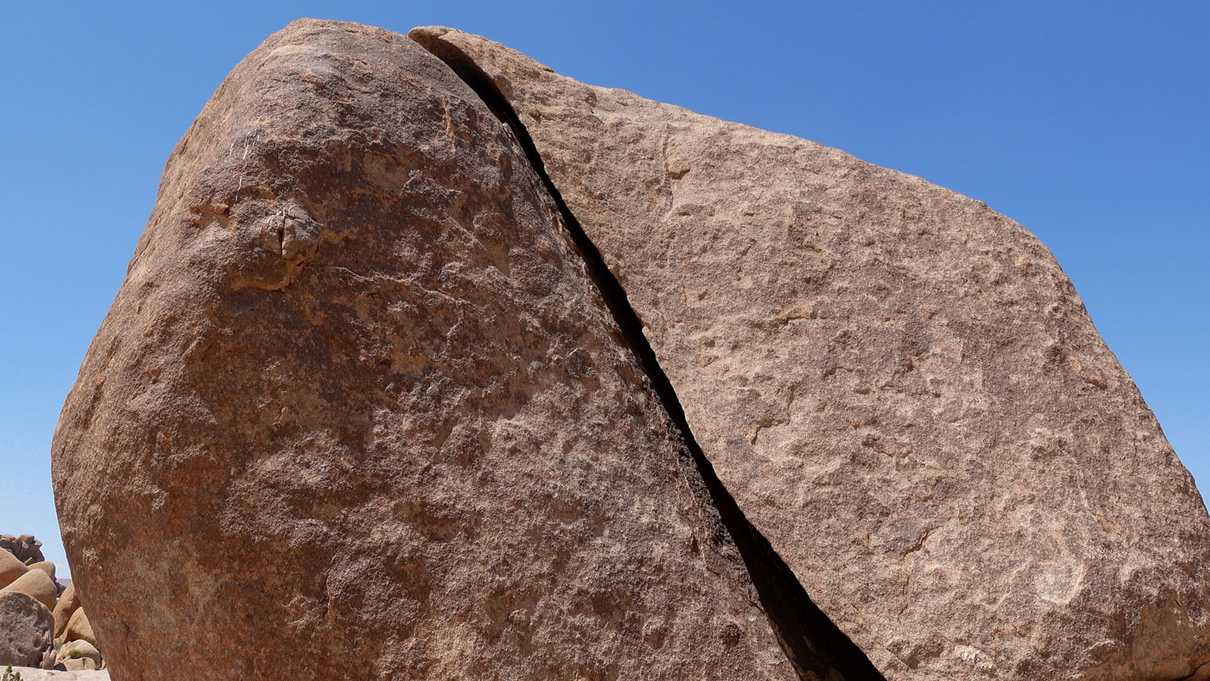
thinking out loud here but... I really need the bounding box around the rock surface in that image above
[56,641,102,667]
[0,550,27,589]
[410,27,1210,681]
[0,536,45,566]
[0,591,54,668]
[51,584,79,639]
[60,609,95,649]
[1,669,108,681]
[27,563,55,583]
[1,570,58,613]
[48,19,842,681]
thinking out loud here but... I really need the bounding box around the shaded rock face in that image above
[0,591,54,668]
[49,20,833,681]
[409,28,1210,681]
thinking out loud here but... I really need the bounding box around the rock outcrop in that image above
[0,536,45,566]
[410,27,1210,681]
[47,19,878,681]
[0,544,102,672]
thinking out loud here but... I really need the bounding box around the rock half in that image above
[409,26,1210,681]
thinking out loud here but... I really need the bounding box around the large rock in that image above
[0,591,54,668]
[0,550,27,589]
[48,19,861,681]
[410,27,1210,681]
[2,569,58,612]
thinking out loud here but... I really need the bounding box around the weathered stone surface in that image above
[56,640,102,668]
[2,569,57,612]
[61,609,95,649]
[410,27,1210,681]
[27,562,55,583]
[51,583,79,639]
[0,549,27,589]
[50,19,816,681]
[0,536,45,566]
[0,591,54,668]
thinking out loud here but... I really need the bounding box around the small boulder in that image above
[62,608,96,648]
[57,640,102,668]
[1,569,57,611]
[0,591,54,668]
[0,550,27,589]
[52,582,80,638]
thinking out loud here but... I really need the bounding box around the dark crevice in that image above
[412,31,886,681]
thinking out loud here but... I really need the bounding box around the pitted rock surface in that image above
[0,591,54,668]
[410,27,1210,681]
[51,20,810,681]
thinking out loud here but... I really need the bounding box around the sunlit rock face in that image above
[51,20,807,681]
[413,26,1210,681]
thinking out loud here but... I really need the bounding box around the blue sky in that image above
[2,1,1206,573]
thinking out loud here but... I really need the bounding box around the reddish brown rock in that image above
[410,27,1210,681]
[48,19,846,681]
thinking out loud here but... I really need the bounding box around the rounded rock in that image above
[0,549,27,590]
[0,591,54,668]
[1,568,57,612]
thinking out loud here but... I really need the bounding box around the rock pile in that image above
[0,541,103,673]
[51,18,1210,681]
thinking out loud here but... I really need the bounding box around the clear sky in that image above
[2,1,1207,574]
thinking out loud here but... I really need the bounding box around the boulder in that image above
[0,550,27,589]
[49,19,859,681]
[61,609,95,649]
[56,640,102,667]
[51,583,80,639]
[409,27,1210,680]
[27,563,55,584]
[1,569,57,612]
[0,591,54,668]
[0,536,44,566]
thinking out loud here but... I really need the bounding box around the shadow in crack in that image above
[412,29,887,681]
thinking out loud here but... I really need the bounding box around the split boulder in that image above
[410,27,1210,681]
[49,19,848,681]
